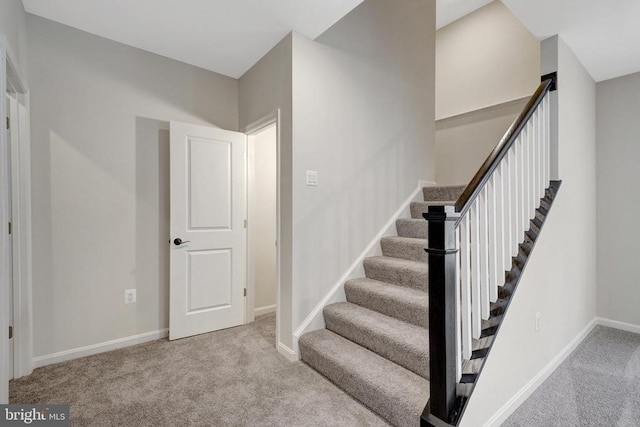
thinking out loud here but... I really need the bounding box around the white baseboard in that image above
[33,329,169,368]
[277,342,299,362]
[255,304,276,317]
[292,182,425,342]
[485,318,598,427]
[597,317,640,335]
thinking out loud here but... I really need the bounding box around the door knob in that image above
[173,238,191,246]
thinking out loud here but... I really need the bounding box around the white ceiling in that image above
[22,0,640,83]
[437,0,640,82]
[21,0,364,79]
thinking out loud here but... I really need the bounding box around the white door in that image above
[169,121,247,340]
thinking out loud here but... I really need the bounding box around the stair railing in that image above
[422,76,556,426]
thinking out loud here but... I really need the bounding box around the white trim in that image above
[597,317,640,335]
[33,329,170,369]
[277,342,299,362]
[484,318,598,427]
[243,111,279,135]
[255,304,276,317]
[292,182,426,346]
[1,36,9,404]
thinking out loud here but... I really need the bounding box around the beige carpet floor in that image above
[10,313,390,426]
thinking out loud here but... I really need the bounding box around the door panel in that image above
[188,137,231,229]
[170,121,246,340]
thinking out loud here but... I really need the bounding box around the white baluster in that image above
[509,147,518,256]
[455,226,462,381]
[479,188,490,320]
[488,174,499,302]
[529,118,536,219]
[524,123,531,227]
[519,133,527,241]
[535,108,542,202]
[496,162,509,280]
[460,215,472,359]
[503,155,513,272]
[545,95,551,184]
[470,202,482,340]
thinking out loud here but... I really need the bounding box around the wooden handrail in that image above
[454,79,554,217]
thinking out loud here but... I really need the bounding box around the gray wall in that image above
[435,98,527,185]
[596,71,640,327]
[436,1,539,119]
[27,15,238,358]
[250,125,277,312]
[238,33,294,350]
[0,0,29,404]
[434,0,539,186]
[0,0,28,78]
[461,35,598,426]
[291,0,436,339]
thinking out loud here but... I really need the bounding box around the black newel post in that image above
[421,204,459,427]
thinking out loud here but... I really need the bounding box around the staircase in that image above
[299,185,466,427]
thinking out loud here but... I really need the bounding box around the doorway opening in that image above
[246,116,279,348]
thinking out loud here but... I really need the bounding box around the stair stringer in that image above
[291,181,435,356]
[452,181,562,426]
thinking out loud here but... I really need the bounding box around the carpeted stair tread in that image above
[396,218,428,239]
[299,329,429,427]
[324,302,429,378]
[423,185,466,202]
[380,236,427,262]
[410,201,456,219]
[363,256,427,291]
[344,278,428,328]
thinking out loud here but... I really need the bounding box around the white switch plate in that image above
[306,170,318,186]
[125,289,136,304]
[535,312,541,331]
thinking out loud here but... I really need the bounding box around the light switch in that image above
[306,171,318,186]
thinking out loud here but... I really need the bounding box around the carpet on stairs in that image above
[299,185,466,427]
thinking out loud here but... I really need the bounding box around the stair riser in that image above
[324,310,429,379]
[396,219,427,239]
[381,238,427,262]
[345,284,428,328]
[410,202,428,219]
[364,260,427,291]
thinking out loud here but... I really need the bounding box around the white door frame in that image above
[244,110,281,345]
[1,37,33,403]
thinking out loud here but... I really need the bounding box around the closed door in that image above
[169,121,246,340]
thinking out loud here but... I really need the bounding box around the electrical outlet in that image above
[125,289,136,304]
[306,171,318,186]
[535,312,541,331]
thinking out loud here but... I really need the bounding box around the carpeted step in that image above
[363,256,427,291]
[423,185,466,202]
[410,201,455,219]
[299,329,429,427]
[396,218,427,239]
[380,236,427,262]
[344,278,428,328]
[323,302,429,378]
